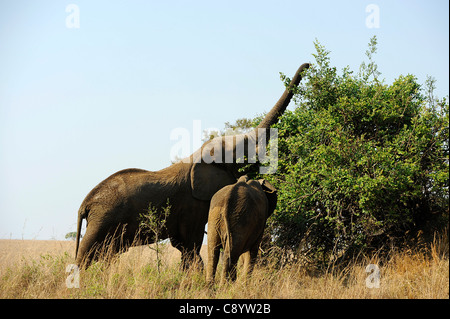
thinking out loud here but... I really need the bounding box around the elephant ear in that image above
[259,179,278,217]
[191,162,236,201]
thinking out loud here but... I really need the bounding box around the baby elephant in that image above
[206,175,277,284]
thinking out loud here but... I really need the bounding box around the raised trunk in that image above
[257,63,310,129]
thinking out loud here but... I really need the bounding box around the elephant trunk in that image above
[257,63,310,129]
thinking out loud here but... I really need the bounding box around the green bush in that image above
[262,37,448,264]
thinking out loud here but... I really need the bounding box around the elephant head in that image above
[187,63,310,201]
[258,179,277,217]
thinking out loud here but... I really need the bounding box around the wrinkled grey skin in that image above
[206,175,277,284]
[75,63,309,269]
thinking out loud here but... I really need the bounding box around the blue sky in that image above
[0,0,448,240]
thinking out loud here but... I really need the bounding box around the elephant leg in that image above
[181,246,204,271]
[194,243,204,269]
[241,251,252,279]
[206,243,220,284]
[76,223,130,268]
[170,214,206,270]
[221,247,240,284]
[175,246,199,270]
[226,256,240,283]
[174,243,203,271]
[180,250,192,270]
[76,226,100,268]
[170,236,189,269]
[206,221,222,283]
[104,224,134,259]
[246,245,259,278]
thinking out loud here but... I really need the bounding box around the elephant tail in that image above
[75,205,88,260]
[223,203,233,267]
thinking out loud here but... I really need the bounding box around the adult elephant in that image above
[75,63,309,268]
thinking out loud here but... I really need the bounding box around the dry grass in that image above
[0,236,448,299]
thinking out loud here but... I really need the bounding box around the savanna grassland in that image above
[0,235,448,299]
